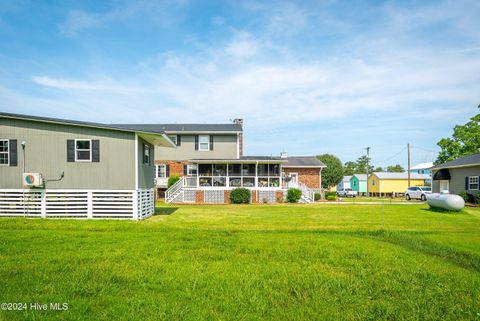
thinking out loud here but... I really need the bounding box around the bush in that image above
[459,192,476,204]
[230,188,251,204]
[476,193,480,205]
[167,175,181,188]
[325,191,337,201]
[287,188,302,203]
[314,193,321,201]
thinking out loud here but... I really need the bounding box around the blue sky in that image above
[0,0,479,167]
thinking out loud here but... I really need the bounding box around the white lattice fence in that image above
[0,189,154,220]
[258,191,276,203]
[204,190,224,204]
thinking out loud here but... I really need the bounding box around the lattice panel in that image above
[204,190,224,204]
[258,191,276,203]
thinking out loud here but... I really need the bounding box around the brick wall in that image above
[283,167,321,188]
[195,190,204,204]
[155,160,187,176]
[224,190,231,204]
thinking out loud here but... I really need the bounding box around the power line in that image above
[373,146,407,164]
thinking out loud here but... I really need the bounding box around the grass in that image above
[335,196,415,203]
[1,203,480,320]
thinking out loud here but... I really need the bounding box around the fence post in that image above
[133,190,139,221]
[87,191,93,219]
[40,190,47,218]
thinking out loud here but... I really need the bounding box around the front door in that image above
[288,173,299,188]
[439,180,449,193]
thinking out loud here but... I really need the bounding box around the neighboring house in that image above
[116,119,243,196]
[410,162,433,175]
[350,174,368,195]
[337,176,352,191]
[368,172,431,196]
[430,153,480,196]
[0,112,174,220]
[116,119,326,203]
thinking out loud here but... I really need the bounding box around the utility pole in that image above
[365,147,370,197]
[407,143,411,188]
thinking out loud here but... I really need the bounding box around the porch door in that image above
[289,173,299,188]
[439,180,449,193]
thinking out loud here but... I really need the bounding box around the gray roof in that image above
[0,112,166,135]
[283,156,326,168]
[431,152,480,170]
[343,176,352,182]
[114,123,242,133]
[353,174,368,181]
[189,156,287,163]
[373,172,431,180]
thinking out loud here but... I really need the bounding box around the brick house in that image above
[116,120,325,203]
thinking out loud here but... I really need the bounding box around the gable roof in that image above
[0,112,176,147]
[372,172,431,180]
[342,176,352,182]
[430,152,480,170]
[283,156,326,168]
[113,123,242,133]
[352,174,368,181]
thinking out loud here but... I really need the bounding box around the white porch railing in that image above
[297,182,315,203]
[0,189,154,220]
[165,178,184,203]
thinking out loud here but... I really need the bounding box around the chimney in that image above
[233,118,244,157]
[280,151,288,158]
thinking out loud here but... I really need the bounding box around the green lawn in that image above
[1,204,480,320]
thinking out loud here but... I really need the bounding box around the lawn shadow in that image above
[155,207,179,216]
[421,207,463,214]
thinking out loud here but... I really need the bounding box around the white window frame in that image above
[74,139,92,162]
[198,135,210,151]
[168,135,177,145]
[469,176,479,190]
[187,164,198,176]
[144,144,150,165]
[0,139,9,166]
[156,164,167,178]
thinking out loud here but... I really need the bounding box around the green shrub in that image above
[287,188,302,203]
[230,188,251,204]
[459,192,476,204]
[325,191,337,201]
[476,193,480,205]
[314,193,321,201]
[167,175,181,188]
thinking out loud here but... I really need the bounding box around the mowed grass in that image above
[1,204,480,320]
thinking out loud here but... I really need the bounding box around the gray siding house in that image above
[431,152,480,196]
[0,112,174,219]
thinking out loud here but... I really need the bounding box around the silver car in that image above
[405,186,431,201]
[337,188,358,197]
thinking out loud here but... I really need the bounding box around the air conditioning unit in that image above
[23,173,44,187]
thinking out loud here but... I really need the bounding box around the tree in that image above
[386,164,405,172]
[355,155,374,174]
[435,113,480,164]
[374,166,384,172]
[317,154,344,189]
[343,161,357,176]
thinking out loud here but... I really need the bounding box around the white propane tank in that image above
[426,193,465,211]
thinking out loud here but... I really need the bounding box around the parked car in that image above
[405,186,431,201]
[337,188,358,197]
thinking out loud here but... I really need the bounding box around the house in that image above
[350,174,368,195]
[0,112,175,219]
[116,120,326,204]
[430,153,480,196]
[337,176,352,191]
[367,172,431,196]
[410,162,433,175]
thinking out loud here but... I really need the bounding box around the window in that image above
[168,135,177,145]
[187,164,197,176]
[372,179,375,186]
[0,139,8,165]
[156,165,167,178]
[353,181,357,187]
[75,139,91,162]
[144,144,150,165]
[469,176,479,190]
[199,135,210,151]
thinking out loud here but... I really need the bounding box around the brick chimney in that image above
[233,118,244,157]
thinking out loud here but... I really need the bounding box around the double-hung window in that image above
[0,139,9,165]
[144,144,150,165]
[156,164,167,178]
[168,135,177,145]
[199,135,210,151]
[469,176,479,190]
[75,139,91,162]
[187,164,198,176]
